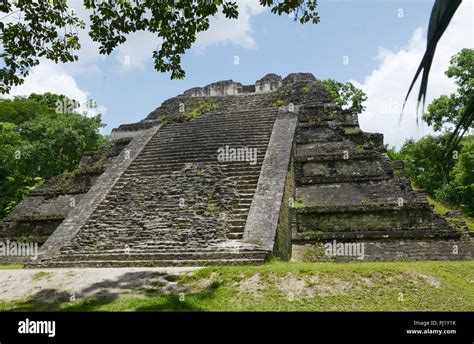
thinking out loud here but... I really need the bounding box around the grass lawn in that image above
[0,264,23,270]
[0,260,472,312]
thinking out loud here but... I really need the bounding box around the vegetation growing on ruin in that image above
[343,127,359,135]
[321,79,367,114]
[356,145,366,153]
[426,196,474,231]
[291,199,305,208]
[174,100,220,123]
[272,99,285,108]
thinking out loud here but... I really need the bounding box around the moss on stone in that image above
[272,99,285,108]
[343,127,359,135]
[174,99,221,123]
[356,145,365,153]
[291,200,305,209]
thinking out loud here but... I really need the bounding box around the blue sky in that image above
[9,0,473,147]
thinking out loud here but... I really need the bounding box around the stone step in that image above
[292,229,463,242]
[295,151,379,163]
[153,138,271,146]
[53,250,268,261]
[297,158,389,178]
[295,181,421,209]
[124,165,263,174]
[135,148,269,161]
[37,258,267,268]
[140,143,270,155]
[161,116,276,128]
[128,158,266,167]
[149,125,273,134]
[140,141,270,151]
[295,207,452,233]
[114,176,259,186]
[153,123,273,130]
[151,137,271,147]
[296,126,344,144]
[297,173,391,185]
[162,116,276,128]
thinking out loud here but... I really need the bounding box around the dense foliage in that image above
[0,93,106,218]
[389,134,473,215]
[321,79,367,114]
[388,49,473,216]
[423,49,474,132]
[0,0,320,93]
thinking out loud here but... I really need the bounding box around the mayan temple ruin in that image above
[0,72,472,267]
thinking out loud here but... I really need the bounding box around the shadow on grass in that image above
[2,271,219,312]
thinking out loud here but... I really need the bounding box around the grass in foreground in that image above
[0,260,473,312]
[0,264,23,270]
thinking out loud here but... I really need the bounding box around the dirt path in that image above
[0,267,200,303]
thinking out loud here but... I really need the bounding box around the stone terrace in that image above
[291,103,471,261]
[37,109,278,267]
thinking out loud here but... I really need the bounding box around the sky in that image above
[7,0,474,148]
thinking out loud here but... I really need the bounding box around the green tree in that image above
[395,134,474,215]
[435,136,474,214]
[398,134,455,193]
[0,0,320,93]
[321,79,367,114]
[423,49,474,132]
[0,93,106,218]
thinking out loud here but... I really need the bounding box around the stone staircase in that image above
[291,103,459,253]
[38,109,279,267]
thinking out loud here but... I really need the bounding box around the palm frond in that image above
[444,95,474,159]
[401,0,461,116]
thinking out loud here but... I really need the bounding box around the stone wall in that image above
[273,155,295,260]
[289,92,471,262]
[255,73,282,93]
[182,73,284,97]
[292,237,473,262]
[243,111,298,258]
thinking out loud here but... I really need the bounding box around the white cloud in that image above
[8,0,266,94]
[115,31,162,71]
[114,0,267,67]
[353,0,473,148]
[8,61,106,118]
[6,0,266,120]
[193,0,266,51]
